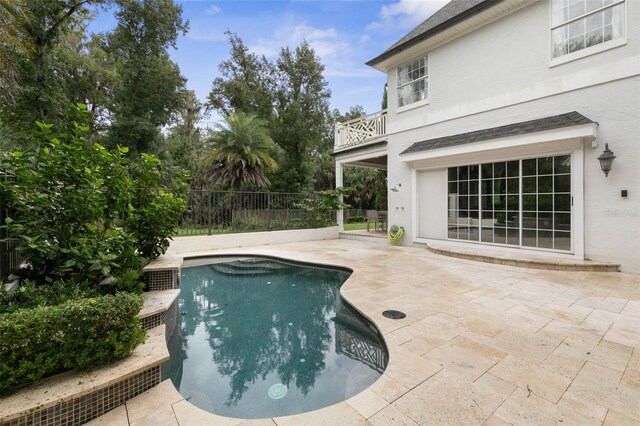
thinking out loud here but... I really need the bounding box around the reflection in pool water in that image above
[162,257,388,419]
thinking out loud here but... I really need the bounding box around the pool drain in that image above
[268,383,288,399]
[382,310,406,320]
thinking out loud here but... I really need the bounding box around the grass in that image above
[344,222,374,231]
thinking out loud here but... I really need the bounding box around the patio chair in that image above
[366,210,381,232]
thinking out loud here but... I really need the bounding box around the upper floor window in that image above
[397,56,427,108]
[551,0,625,59]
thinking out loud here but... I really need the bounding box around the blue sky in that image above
[90,0,449,125]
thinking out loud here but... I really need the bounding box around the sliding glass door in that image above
[447,154,572,252]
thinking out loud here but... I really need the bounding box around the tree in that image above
[198,112,277,190]
[269,41,331,192]
[62,31,118,134]
[207,35,331,193]
[0,0,33,104]
[164,90,206,174]
[343,166,387,210]
[312,106,367,191]
[0,0,109,145]
[207,31,275,119]
[105,0,188,155]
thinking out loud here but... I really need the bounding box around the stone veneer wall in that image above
[0,367,160,426]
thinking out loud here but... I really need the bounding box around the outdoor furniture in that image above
[377,211,388,231]
[367,210,386,232]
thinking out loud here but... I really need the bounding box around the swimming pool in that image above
[162,256,388,419]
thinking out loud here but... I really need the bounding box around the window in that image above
[447,155,572,252]
[397,56,427,108]
[551,0,625,59]
[479,161,521,246]
[521,155,572,251]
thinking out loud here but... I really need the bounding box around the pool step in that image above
[208,264,288,276]
[209,264,270,276]
[208,259,294,276]
[221,259,290,271]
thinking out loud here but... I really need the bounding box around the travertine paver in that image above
[90,239,640,425]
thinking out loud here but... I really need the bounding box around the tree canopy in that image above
[207,32,331,193]
[198,111,277,190]
[0,0,189,155]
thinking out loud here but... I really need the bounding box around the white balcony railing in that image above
[334,110,387,151]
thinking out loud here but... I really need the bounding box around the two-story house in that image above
[334,0,639,273]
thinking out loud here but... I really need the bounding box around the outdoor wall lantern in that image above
[597,143,616,177]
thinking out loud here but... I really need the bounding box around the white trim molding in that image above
[401,124,597,166]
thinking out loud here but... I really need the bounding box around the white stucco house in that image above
[334,0,640,273]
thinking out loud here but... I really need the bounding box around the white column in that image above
[335,161,344,231]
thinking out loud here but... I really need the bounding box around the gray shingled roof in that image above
[367,0,497,67]
[400,112,594,155]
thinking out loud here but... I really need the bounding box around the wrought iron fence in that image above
[176,190,336,236]
[0,171,21,282]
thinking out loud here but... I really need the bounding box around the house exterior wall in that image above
[379,0,640,272]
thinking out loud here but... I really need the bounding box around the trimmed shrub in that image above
[0,292,145,394]
[0,280,95,314]
[346,215,366,224]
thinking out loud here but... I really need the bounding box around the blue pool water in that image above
[162,257,388,419]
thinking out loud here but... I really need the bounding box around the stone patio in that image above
[91,239,639,425]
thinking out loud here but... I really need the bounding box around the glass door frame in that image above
[445,151,576,254]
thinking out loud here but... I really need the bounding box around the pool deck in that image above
[91,239,639,425]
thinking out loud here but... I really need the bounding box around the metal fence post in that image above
[267,192,271,231]
[207,190,212,235]
[0,193,7,282]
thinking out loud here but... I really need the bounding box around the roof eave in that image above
[366,0,498,70]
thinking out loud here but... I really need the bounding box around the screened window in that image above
[551,0,625,59]
[446,155,572,252]
[397,56,427,108]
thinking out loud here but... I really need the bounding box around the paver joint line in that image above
[84,239,639,425]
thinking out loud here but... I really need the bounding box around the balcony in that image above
[334,110,387,151]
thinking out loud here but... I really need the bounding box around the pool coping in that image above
[0,325,169,425]
[114,249,398,424]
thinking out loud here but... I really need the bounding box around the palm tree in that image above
[199,112,277,190]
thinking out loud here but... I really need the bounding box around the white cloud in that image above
[206,5,221,15]
[366,0,449,33]
[248,20,376,79]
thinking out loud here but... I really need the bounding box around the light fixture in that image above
[597,143,616,177]
[390,183,401,192]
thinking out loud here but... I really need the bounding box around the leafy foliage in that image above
[0,0,33,104]
[295,188,350,227]
[0,292,145,394]
[163,90,206,173]
[0,0,110,146]
[0,280,93,314]
[0,0,189,154]
[344,166,387,211]
[207,33,330,192]
[105,0,189,154]
[208,31,275,120]
[198,112,277,190]
[0,104,186,287]
[128,153,188,258]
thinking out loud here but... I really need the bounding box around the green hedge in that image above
[346,215,367,223]
[0,292,146,394]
